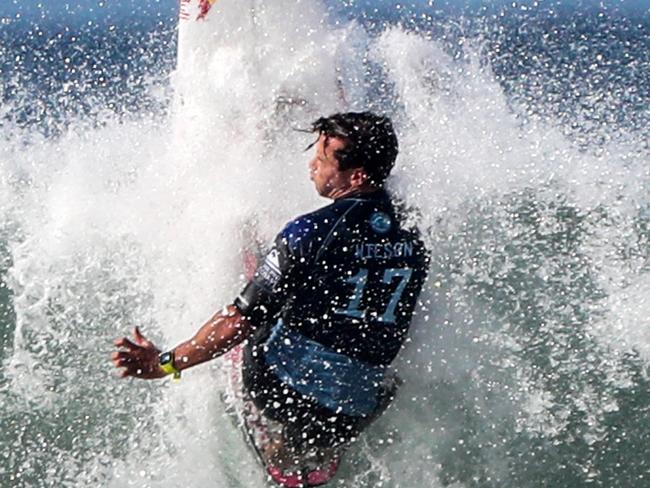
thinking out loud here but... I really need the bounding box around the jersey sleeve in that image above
[234,217,314,327]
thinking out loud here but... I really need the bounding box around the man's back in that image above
[275,189,428,366]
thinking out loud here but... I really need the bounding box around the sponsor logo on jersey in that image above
[370,212,392,234]
[264,248,281,272]
[354,241,414,260]
[256,248,282,289]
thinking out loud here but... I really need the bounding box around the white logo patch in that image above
[265,248,281,273]
[256,247,282,289]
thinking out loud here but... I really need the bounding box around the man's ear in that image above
[350,167,369,188]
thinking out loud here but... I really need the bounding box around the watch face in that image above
[159,352,173,365]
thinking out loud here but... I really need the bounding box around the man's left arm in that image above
[112,304,253,380]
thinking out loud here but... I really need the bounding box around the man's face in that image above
[309,134,355,199]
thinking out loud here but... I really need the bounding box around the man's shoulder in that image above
[279,199,359,256]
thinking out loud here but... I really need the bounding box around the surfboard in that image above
[173,0,367,134]
[172,2,387,485]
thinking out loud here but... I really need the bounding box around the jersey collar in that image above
[339,188,389,202]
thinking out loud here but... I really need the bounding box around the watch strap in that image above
[159,351,181,380]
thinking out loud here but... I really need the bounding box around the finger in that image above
[112,357,132,368]
[133,326,153,348]
[113,362,129,377]
[119,365,143,378]
[111,350,133,368]
[111,351,132,361]
[114,337,141,351]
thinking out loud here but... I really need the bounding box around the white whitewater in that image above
[0,1,648,487]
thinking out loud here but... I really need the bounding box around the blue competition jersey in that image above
[235,190,428,415]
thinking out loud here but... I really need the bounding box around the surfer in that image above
[112,112,429,486]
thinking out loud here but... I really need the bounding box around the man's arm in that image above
[174,304,252,370]
[112,304,253,380]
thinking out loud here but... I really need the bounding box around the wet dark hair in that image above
[309,112,399,187]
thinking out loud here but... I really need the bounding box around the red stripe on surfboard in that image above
[197,0,217,20]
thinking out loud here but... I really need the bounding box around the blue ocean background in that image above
[1,1,649,487]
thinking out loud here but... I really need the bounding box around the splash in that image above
[0,1,648,487]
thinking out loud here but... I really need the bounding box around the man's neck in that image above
[331,184,380,200]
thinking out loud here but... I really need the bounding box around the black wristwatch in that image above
[159,351,181,380]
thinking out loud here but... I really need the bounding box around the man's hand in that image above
[112,306,252,380]
[112,327,167,380]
